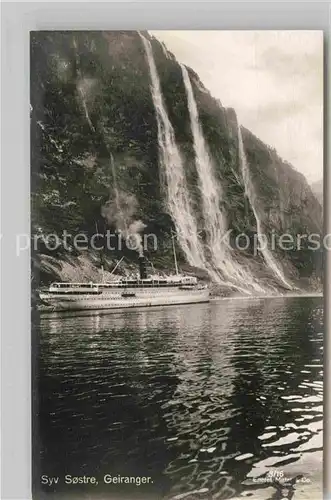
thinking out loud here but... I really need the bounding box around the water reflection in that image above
[34,296,323,499]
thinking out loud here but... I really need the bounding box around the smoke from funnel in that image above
[101,191,146,256]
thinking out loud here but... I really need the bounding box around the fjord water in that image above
[34,296,323,500]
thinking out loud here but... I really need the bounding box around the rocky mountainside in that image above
[30,30,322,293]
[311,179,323,206]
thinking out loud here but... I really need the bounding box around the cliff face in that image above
[311,179,323,206]
[30,31,322,291]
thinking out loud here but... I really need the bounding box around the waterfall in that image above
[77,83,95,133]
[181,64,265,293]
[108,151,124,227]
[73,38,95,133]
[237,122,293,290]
[139,33,208,271]
[160,42,171,60]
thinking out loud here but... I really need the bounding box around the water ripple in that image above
[35,296,323,499]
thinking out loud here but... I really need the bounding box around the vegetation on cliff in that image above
[30,31,322,288]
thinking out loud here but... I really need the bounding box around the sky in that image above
[150,31,323,184]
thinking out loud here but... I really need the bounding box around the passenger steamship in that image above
[38,254,210,313]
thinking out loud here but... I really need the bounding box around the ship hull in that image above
[38,287,210,312]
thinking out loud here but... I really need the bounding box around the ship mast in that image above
[95,220,105,284]
[109,256,124,276]
[171,231,179,275]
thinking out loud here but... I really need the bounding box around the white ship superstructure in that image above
[38,256,210,312]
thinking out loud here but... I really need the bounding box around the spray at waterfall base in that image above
[138,33,321,294]
[33,34,322,294]
[25,229,325,256]
[29,226,324,297]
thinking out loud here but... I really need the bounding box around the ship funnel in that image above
[139,256,148,280]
